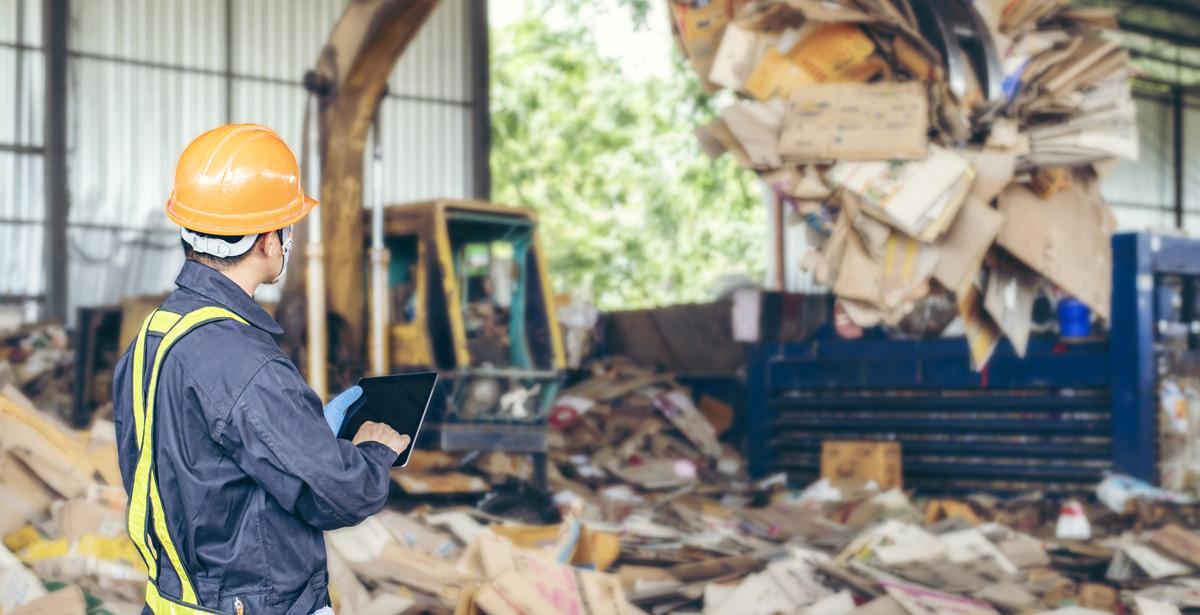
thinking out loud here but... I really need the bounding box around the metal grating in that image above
[746,339,1116,495]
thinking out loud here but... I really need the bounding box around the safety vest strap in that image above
[145,582,231,615]
[126,306,248,613]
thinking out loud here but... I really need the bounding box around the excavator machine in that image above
[279,0,565,487]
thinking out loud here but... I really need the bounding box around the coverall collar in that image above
[175,260,285,336]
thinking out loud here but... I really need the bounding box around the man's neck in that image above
[221,267,261,298]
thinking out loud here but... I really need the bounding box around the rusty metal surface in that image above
[279,0,441,387]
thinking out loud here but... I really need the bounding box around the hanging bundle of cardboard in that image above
[671,0,1137,369]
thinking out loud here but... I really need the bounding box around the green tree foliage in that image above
[490,1,765,310]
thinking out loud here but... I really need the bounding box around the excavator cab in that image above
[368,200,565,481]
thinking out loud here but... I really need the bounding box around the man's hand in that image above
[352,421,411,456]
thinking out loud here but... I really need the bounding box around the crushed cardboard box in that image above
[674,0,1138,369]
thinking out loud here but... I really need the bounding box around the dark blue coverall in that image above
[113,260,397,614]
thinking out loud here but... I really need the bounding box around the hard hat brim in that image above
[166,192,318,236]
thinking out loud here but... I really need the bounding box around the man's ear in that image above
[258,232,277,258]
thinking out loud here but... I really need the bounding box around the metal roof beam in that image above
[1119,19,1200,49]
[1124,0,1200,22]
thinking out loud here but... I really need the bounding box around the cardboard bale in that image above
[996,181,1113,320]
[958,283,1001,372]
[708,23,778,93]
[0,543,46,612]
[0,453,57,537]
[931,198,1004,296]
[779,82,928,162]
[720,99,786,169]
[0,395,96,500]
[8,585,86,615]
[883,581,999,614]
[1149,525,1200,569]
[668,0,750,93]
[983,259,1039,357]
[743,23,880,101]
[652,390,722,459]
[828,147,975,243]
[1077,583,1118,612]
[820,441,901,491]
[391,471,490,495]
[675,0,1139,371]
[52,500,126,540]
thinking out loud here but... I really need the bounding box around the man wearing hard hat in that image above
[112,124,408,615]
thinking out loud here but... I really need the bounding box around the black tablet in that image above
[337,372,438,467]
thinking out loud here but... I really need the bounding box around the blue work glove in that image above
[323,385,363,435]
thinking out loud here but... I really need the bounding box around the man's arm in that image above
[111,351,137,495]
[213,357,406,530]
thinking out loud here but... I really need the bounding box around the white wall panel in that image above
[230,79,306,147]
[231,0,347,81]
[0,221,43,298]
[3,0,480,316]
[0,47,16,145]
[365,97,472,203]
[388,0,471,102]
[0,0,41,45]
[69,58,225,227]
[1185,104,1200,216]
[0,0,16,43]
[0,153,43,297]
[72,0,224,69]
[0,46,44,147]
[0,149,42,220]
[1103,97,1173,211]
[67,226,182,310]
[0,0,46,305]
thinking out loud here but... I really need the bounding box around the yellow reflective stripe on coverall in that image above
[127,311,159,576]
[127,310,186,576]
[127,307,248,614]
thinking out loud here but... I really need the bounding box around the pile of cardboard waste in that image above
[1,322,74,417]
[670,0,1137,369]
[0,385,142,615]
[15,357,1200,614]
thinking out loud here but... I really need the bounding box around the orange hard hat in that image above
[165,123,317,236]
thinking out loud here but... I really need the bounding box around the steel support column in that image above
[224,0,234,122]
[468,0,491,200]
[42,0,69,322]
[1173,87,1184,229]
[1110,234,1157,481]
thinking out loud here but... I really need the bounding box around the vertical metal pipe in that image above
[468,0,491,199]
[223,0,233,123]
[1173,86,1184,230]
[368,113,390,376]
[43,0,69,322]
[773,194,786,291]
[303,93,328,401]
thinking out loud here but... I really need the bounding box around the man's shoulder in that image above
[171,318,281,365]
[157,292,288,393]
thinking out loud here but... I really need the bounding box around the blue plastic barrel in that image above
[1057,298,1091,339]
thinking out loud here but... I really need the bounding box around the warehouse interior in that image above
[4,0,1200,613]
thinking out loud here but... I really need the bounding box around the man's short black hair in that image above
[181,232,263,271]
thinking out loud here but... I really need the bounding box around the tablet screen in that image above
[337,372,438,467]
